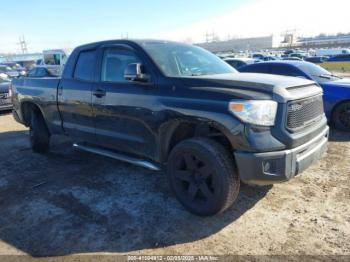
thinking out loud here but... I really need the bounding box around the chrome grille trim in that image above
[286,95,324,132]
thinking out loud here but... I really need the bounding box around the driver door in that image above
[92,45,158,160]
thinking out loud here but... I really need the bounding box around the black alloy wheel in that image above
[167,137,240,216]
[333,102,350,132]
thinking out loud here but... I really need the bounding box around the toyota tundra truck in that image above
[11,40,329,216]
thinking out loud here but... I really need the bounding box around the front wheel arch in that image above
[159,119,235,163]
[331,100,350,131]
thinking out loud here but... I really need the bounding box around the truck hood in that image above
[183,73,320,102]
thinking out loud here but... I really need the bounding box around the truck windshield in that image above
[297,63,341,82]
[140,42,237,77]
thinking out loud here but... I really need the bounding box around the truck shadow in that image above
[0,130,271,257]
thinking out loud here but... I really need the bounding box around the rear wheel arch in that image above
[21,102,46,128]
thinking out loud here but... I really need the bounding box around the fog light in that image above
[263,161,271,173]
[263,159,278,175]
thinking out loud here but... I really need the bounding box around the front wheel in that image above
[167,137,240,216]
[332,102,350,132]
[29,111,50,153]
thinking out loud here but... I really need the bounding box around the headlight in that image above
[228,100,278,126]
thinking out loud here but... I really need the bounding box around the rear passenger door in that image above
[92,45,158,160]
[57,49,97,143]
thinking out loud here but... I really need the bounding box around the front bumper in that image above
[0,102,12,111]
[234,126,329,185]
[0,94,12,111]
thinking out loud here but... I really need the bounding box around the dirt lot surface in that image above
[0,111,349,257]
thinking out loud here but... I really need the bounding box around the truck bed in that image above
[11,77,63,134]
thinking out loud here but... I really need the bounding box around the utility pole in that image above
[18,36,28,54]
[204,31,210,43]
[120,32,129,39]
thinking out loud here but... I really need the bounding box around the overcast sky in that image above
[1,0,349,53]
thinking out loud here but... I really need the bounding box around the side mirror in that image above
[124,63,150,82]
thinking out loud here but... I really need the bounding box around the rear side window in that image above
[74,50,97,81]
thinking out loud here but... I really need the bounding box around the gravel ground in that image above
[0,111,349,257]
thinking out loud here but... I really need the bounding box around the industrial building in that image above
[196,35,283,52]
[297,33,350,48]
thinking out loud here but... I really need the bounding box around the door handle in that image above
[93,89,106,98]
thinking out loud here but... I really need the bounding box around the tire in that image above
[332,101,350,132]
[167,137,240,216]
[29,110,50,153]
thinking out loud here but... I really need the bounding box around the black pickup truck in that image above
[11,40,329,216]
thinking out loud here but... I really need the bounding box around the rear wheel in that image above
[167,137,240,216]
[332,102,350,132]
[29,111,50,153]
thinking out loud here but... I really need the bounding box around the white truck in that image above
[40,49,68,76]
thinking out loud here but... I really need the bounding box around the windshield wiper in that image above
[329,73,342,79]
[317,74,332,79]
[312,74,340,80]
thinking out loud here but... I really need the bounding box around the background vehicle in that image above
[315,48,350,57]
[35,59,43,66]
[252,53,265,60]
[262,56,278,61]
[224,58,258,70]
[240,61,350,131]
[0,65,19,78]
[289,52,309,60]
[1,62,27,76]
[305,56,329,64]
[0,73,9,80]
[321,54,350,72]
[27,66,58,78]
[0,78,12,111]
[282,57,302,61]
[11,40,328,216]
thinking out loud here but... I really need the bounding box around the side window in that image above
[101,49,141,83]
[28,68,37,77]
[269,65,303,77]
[37,68,47,77]
[227,61,238,68]
[74,50,97,81]
[236,61,245,68]
[240,64,267,73]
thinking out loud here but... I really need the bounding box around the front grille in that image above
[286,95,324,131]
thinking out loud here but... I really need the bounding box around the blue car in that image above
[240,61,350,131]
